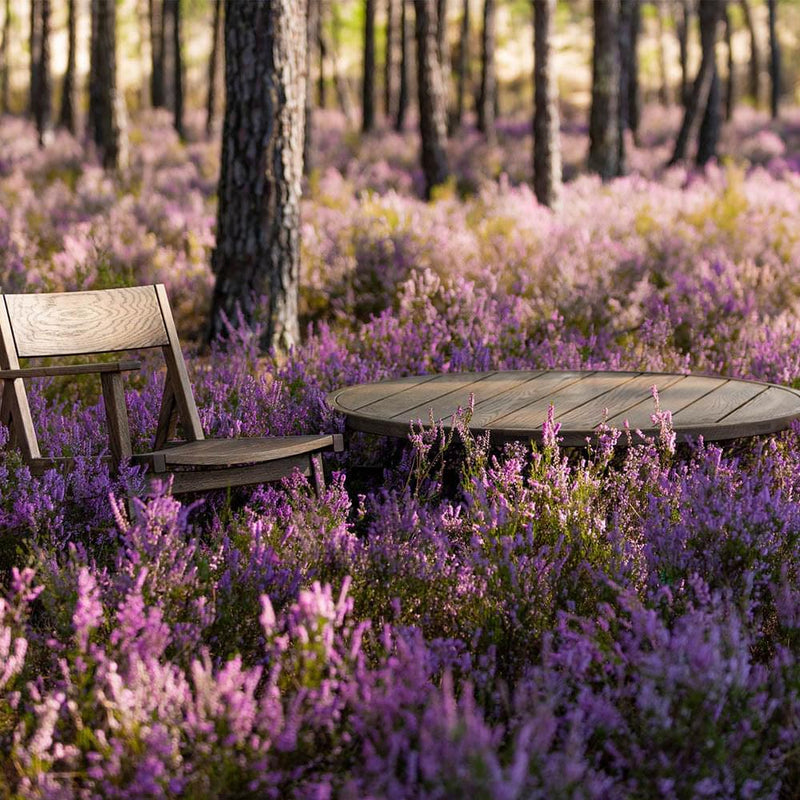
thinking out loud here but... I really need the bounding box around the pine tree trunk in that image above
[767,0,779,119]
[395,0,410,131]
[317,11,327,109]
[166,0,183,138]
[205,0,222,136]
[149,0,165,107]
[59,0,76,132]
[328,3,354,123]
[362,0,376,132]
[533,0,560,210]
[436,0,449,118]
[669,0,722,166]
[415,0,449,199]
[617,0,631,175]
[209,0,307,353]
[724,5,735,121]
[677,0,689,107]
[656,0,669,104]
[477,0,495,142]
[628,0,640,141]
[29,0,39,119]
[33,0,51,145]
[738,0,760,104]
[384,0,395,117]
[0,0,10,112]
[588,0,620,181]
[453,0,469,129]
[89,0,127,170]
[304,0,319,172]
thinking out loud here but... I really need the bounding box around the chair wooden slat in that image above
[4,286,168,357]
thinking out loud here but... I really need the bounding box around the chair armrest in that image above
[0,360,141,380]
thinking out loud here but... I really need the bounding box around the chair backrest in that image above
[0,284,204,461]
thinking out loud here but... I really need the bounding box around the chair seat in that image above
[145,434,340,469]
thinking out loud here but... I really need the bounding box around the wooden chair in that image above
[0,285,343,494]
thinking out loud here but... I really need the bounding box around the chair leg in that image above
[311,452,326,496]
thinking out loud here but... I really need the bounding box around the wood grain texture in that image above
[327,370,800,445]
[148,434,339,467]
[4,287,167,357]
[100,372,133,466]
[164,455,313,494]
[0,360,140,379]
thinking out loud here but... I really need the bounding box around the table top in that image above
[326,370,800,446]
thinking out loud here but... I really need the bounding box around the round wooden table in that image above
[326,370,800,446]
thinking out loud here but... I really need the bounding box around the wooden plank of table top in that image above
[671,380,767,425]
[333,374,441,412]
[491,371,633,431]
[718,385,800,426]
[469,370,586,428]
[393,371,528,422]
[605,375,720,429]
[557,372,683,428]
[376,372,497,420]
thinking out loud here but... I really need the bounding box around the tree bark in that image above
[31,0,51,145]
[395,0,410,130]
[362,0,376,132]
[738,0,760,104]
[656,0,669,104]
[385,0,395,117]
[29,0,39,118]
[724,4,734,121]
[767,0,779,119]
[317,5,327,109]
[627,0,640,141]
[617,0,631,174]
[676,0,689,107]
[453,0,470,129]
[0,0,10,112]
[89,0,127,170]
[588,0,620,181]
[304,0,319,172]
[209,0,307,353]
[477,0,496,142]
[437,0,449,118]
[205,0,222,136]
[533,0,561,210]
[59,0,76,132]
[165,0,183,138]
[415,0,449,199]
[149,0,165,107]
[669,0,722,166]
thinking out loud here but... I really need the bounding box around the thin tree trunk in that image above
[628,0,640,141]
[166,0,183,138]
[31,0,50,145]
[385,0,395,117]
[656,0,669,104]
[0,0,10,112]
[149,0,165,107]
[437,0,449,118]
[362,0,376,132]
[89,0,127,170]
[738,0,760,104]
[395,0,410,130]
[328,3,353,123]
[453,0,469,129]
[415,0,449,199]
[209,0,307,352]
[767,0,779,119]
[59,0,76,132]
[669,0,722,166]
[588,0,620,180]
[205,0,222,136]
[533,0,561,209]
[477,0,496,142]
[724,4,735,121]
[617,0,631,174]
[304,0,319,172]
[29,0,39,118]
[677,0,690,107]
[317,0,327,108]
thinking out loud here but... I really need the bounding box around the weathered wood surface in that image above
[4,287,167,357]
[327,370,800,446]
